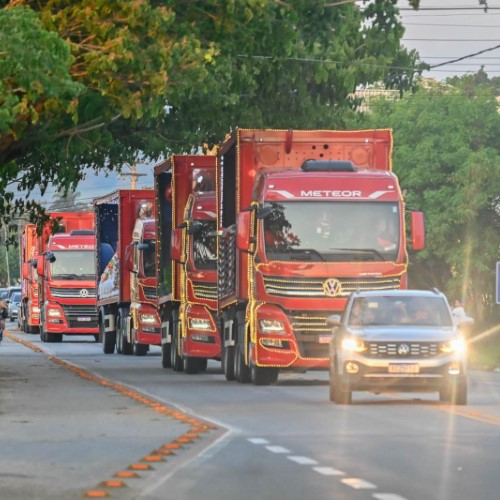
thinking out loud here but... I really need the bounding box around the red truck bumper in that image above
[183,332,221,359]
[253,340,329,369]
[135,330,161,346]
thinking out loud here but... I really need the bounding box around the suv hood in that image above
[347,325,458,342]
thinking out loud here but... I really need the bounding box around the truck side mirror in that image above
[125,243,135,273]
[171,228,183,262]
[236,211,251,251]
[36,255,45,277]
[410,211,425,251]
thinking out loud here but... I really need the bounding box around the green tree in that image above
[1,0,423,229]
[363,79,500,326]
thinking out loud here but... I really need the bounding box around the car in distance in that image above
[8,291,21,322]
[328,289,468,405]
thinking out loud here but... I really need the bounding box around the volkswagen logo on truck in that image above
[79,289,89,298]
[323,278,343,297]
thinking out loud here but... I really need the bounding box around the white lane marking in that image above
[287,456,318,465]
[341,478,377,489]
[313,466,346,476]
[266,445,291,454]
[373,494,409,500]
[248,438,269,445]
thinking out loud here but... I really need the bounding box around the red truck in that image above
[216,128,425,385]
[94,189,159,356]
[35,212,98,342]
[154,155,217,372]
[20,223,40,333]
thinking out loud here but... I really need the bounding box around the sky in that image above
[33,0,500,209]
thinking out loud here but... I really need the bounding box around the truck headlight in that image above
[188,317,212,330]
[440,337,467,354]
[341,337,366,353]
[47,308,62,318]
[259,319,286,334]
[32,306,40,313]
[140,314,159,326]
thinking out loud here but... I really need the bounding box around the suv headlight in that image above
[259,319,286,334]
[440,337,467,354]
[341,337,366,353]
[188,317,212,330]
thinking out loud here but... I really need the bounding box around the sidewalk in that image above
[0,332,198,499]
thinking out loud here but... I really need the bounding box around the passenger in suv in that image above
[328,289,469,405]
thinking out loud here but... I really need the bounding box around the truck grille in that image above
[143,286,157,300]
[192,281,217,300]
[51,287,96,299]
[366,342,440,358]
[61,305,98,329]
[263,276,401,298]
[286,310,331,359]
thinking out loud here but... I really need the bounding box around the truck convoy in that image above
[154,155,218,372]
[34,212,98,342]
[216,128,425,385]
[94,189,158,356]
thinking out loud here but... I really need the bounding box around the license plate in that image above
[388,364,419,374]
[77,316,92,322]
[319,335,332,344]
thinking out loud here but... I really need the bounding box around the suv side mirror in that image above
[326,314,342,327]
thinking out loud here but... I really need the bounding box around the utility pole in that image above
[3,225,10,287]
[119,164,147,189]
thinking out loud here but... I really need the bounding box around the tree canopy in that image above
[361,77,500,326]
[1,0,423,226]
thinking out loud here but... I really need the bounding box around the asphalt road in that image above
[1,322,499,500]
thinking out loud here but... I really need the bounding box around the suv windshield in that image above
[348,295,453,327]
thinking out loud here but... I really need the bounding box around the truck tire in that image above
[161,343,171,369]
[234,311,251,383]
[251,363,279,386]
[101,319,116,354]
[133,342,148,356]
[119,311,133,355]
[222,312,235,381]
[170,311,183,371]
[184,356,202,374]
[46,332,63,343]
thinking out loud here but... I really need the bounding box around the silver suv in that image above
[328,290,468,405]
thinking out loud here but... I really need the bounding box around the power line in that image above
[429,43,500,69]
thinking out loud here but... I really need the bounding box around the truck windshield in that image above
[262,201,400,262]
[193,220,217,270]
[50,250,95,280]
[142,240,156,278]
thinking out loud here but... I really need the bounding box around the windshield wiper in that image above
[329,248,386,261]
[288,248,325,262]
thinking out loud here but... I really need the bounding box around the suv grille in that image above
[263,276,401,298]
[366,342,440,358]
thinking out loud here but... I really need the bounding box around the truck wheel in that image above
[170,312,183,371]
[46,332,63,343]
[222,312,235,381]
[93,335,99,342]
[102,320,116,354]
[251,364,279,386]
[120,312,133,355]
[161,342,171,369]
[184,356,202,374]
[133,342,148,356]
[234,342,251,383]
[39,324,46,342]
[199,358,208,372]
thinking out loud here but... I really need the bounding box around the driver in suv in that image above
[328,289,469,405]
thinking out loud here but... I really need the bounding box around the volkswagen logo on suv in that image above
[323,278,343,297]
[79,289,89,298]
[397,343,410,355]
